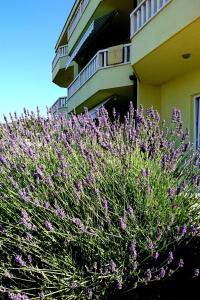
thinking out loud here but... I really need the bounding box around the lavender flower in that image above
[159,267,166,279]
[193,269,199,278]
[8,293,29,300]
[71,282,78,289]
[147,238,154,250]
[153,251,159,260]
[127,206,134,216]
[45,221,54,232]
[72,218,85,232]
[44,201,50,209]
[144,269,152,281]
[130,241,137,259]
[26,232,33,242]
[15,255,26,267]
[0,225,4,233]
[0,156,8,166]
[168,188,175,199]
[178,259,184,268]
[116,280,122,290]
[28,255,32,263]
[180,225,187,236]
[168,251,174,264]
[119,217,127,231]
[110,260,117,273]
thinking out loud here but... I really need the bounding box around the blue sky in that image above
[0,0,74,120]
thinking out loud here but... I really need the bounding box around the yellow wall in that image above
[160,67,200,140]
[131,0,200,65]
[138,82,161,112]
[139,67,200,142]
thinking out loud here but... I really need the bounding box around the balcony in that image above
[130,0,170,37]
[50,97,68,116]
[68,0,90,39]
[52,45,68,70]
[67,44,133,113]
[130,0,200,84]
[52,45,74,87]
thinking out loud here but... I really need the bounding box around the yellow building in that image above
[51,0,200,148]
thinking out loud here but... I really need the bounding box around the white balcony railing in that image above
[52,45,68,70]
[68,0,90,39]
[68,44,131,98]
[50,97,68,115]
[130,0,171,37]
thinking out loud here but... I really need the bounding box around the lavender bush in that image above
[0,104,199,299]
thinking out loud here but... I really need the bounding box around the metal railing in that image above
[52,45,68,70]
[68,44,131,98]
[50,97,68,115]
[130,0,171,37]
[68,0,90,38]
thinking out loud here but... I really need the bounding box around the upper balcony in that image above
[56,0,134,58]
[52,45,74,87]
[67,44,133,113]
[67,0,90,40]
[130,0,200,85]
[50,97,68,116]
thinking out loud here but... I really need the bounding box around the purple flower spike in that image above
[15,255,26,267]
[147,238,154,250]
[180,225,187,236]
[72,218,85,232]
[28,255,32,264]
[193,269,200,278]
[178,259,184,268]
[168,188,175,199]
[130,241,137,259]
[45,221,54,232]
[145,269,152,281]
[116,280,122,290]
[0,156,8,166]
[119,217,127,231]
[153,251,159,260]
[71,282,78,289]
[168,251,174,264]
[0,225,4,233]
[127,206,134,216]
[159,267,166,279]
[110,260,117,273]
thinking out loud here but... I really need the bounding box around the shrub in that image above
[0,104,199,299]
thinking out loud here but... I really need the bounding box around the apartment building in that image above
[51,0,200,148]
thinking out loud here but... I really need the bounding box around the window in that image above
[195,96,200,149]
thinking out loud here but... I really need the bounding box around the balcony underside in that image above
[67,64,133,113]
[133,16,200,85]
[52,56,74,88]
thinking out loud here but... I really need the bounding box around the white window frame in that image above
[194,95,200,150]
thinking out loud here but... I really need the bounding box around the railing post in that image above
[157,0,161,10]
[151,0,155,16]
[141,4,146,26]
[136,10,141,31]
[146,0,150,20]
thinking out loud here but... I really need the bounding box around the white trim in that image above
[194,95,200,150]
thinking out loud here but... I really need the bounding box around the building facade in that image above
[51,0,200,148]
